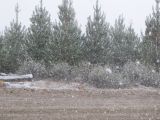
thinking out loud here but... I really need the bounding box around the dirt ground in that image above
[0,82,160,120]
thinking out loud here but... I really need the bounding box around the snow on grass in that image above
[5,80,81,90]
[0,74,33,81]
[5,82,33,89]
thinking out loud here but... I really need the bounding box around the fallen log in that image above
[0,74,33,82]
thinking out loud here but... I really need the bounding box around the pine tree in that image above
[0,34,4,72]
[111,16,139,66]
[2,3,26,73]
[84,0,110,64]
[27,0,52,65]
[141,0,160,72]
[52,0,83,65]
[0,34,3,49]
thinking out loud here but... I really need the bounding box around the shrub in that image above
[16,60,160,88]
[47,63,71,81]
[72,61,92,82]
[122,61,148,84]
[17,59,48,79]
[122,61,160,87]
[88,66,128,88]
[140,72,160,87]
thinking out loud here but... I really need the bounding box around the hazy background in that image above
[0,0,155,33]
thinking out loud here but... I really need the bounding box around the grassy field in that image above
[0,82,160,120]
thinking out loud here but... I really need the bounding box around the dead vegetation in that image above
[0,85,160,120]
[0,80,4,87]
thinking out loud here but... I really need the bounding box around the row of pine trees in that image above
[0,0,160,73]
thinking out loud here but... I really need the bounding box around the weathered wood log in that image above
[0,74,33,82]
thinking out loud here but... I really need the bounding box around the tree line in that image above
[0,0,160,73]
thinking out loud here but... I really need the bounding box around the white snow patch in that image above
[136,61,140,65]
[0,73,7,76]
[116,66,120,69]
[105,68,112,74]
[0,74,33,80]
[152,69,156,73]
[119,82,123,86]
[5,81,81,91]
[5,82,33,89]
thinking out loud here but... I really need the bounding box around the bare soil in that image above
[0,82,160,120]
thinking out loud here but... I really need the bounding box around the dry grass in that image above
[0,80,5,87]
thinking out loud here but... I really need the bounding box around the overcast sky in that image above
[0,0,156,34]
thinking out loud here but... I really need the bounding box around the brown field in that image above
[0,82,160,120]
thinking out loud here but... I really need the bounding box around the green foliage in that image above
[0,34,3,53]
[110,16,140,66]
[84,0,111,64]
[27,0,52,66]
[0,4,26,73]
[0,35,5,72]
[141,3,160,71]
[2,22,26,73]
[1,0,160,90]
[52,0,83,65]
